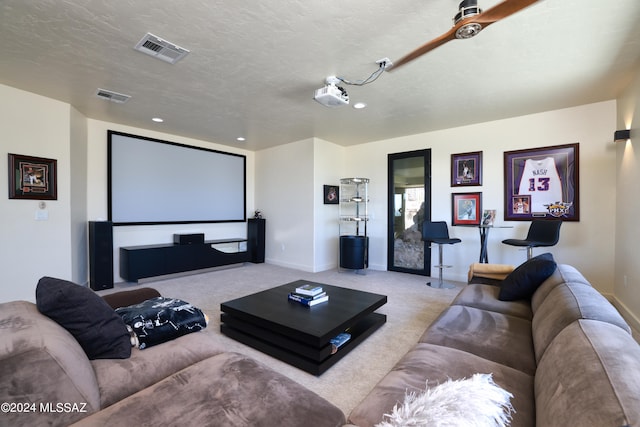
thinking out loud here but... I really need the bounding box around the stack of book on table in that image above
[288,283,329,307]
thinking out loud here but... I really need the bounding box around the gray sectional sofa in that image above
[2,261,639,426]
[348,263,640,426]
[0,289,346,427]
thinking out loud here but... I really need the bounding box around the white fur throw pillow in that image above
[376,374,514,427]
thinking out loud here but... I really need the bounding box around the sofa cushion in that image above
[531,282,631,363]
[348,343,534,427]
[36,276,131,359]
[498,253,557,301]
[73,352,347,427]
[452,283,532,320]
[535,320,640,427]
[91,330,226,408]
[0,301,101,427]
[530,264,592,313]
[419,305,536,375]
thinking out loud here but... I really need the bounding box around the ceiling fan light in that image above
[456,22,483,39]
[454,0,482,24]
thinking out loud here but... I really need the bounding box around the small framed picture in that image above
[482,209,496,226]
[452,192,482,226]
[323,185,339,204]
[8,153,57,200]
[451,151,482,186]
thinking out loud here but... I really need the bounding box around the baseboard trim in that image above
[609,294,640,342]
[264,258,315,273]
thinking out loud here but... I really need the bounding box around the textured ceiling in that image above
[2,0,640,151]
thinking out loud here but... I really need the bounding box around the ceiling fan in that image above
[391,0,540,70]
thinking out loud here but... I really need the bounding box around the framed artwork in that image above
[323,185,339,204]
[8,153,57,200]
[452,192,481,226]
[482,209,496,226]
[451,151,482,186]
[504,143,579,221]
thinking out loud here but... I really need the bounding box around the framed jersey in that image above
[504,143,579,221]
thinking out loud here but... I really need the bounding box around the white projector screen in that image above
[108,131,246,225]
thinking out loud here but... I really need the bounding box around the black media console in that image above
[120,238,249,282]
[118,219,266,282]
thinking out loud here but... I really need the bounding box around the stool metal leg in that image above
[427,244,456,289]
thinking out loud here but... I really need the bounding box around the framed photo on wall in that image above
[452,192,481,226]
[323,185,339,204]
[503,143,579,221]
[8,153,57,200]
[451,151,482,186]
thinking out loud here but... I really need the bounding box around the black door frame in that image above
[387,149,432,275]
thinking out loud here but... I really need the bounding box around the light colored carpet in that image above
[102,263,464,416]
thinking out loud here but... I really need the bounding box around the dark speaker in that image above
[247,218,265,263]
[173,233,205,245]
[89,221,114,290]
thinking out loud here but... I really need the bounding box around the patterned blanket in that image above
[116,297,208,349]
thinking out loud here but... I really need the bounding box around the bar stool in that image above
[502,219,562,260]
[422,221,461,289]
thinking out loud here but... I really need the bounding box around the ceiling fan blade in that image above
[474,0,539,26]
[391,27,457,70]
[391,0,540,71]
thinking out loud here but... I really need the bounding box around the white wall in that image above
[343,101,617,290]
[256,137,346,272]
[615,67,640,330]
[255,139,316,271]
[0,84,74,302]
[70,107,88,284]
[313,139,346,271]
[85,119,256,282]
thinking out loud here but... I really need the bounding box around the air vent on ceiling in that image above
[96,88,131,103]
[134,33,190,64]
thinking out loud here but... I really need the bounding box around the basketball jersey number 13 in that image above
[518,157,562,214]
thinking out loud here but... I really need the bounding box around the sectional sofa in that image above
[348,259,640,426]
[0,280,346,427]
[2,259,639,426]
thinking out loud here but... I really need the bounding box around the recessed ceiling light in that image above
[353,102,367,109]
[236,137,246,142]
[152,117,164,123]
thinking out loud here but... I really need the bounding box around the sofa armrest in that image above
[101,287,160,309]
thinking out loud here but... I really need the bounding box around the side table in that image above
[478,225,513,263]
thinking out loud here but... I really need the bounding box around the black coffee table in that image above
[220,280,387,375]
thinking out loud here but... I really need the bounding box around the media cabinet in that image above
[117,218,265,282]
[120,239,249,282]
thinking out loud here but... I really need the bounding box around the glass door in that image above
[387,149,431,275]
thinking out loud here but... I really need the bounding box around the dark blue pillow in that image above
[498,253,557,301]
[36,277,131,359]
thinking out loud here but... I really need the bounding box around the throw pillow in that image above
[116,297,208,349]
[376,373,514,427]
[36,276,132,359]
[498,252,557,301]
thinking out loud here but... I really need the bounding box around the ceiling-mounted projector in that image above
[314,76,349,107]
